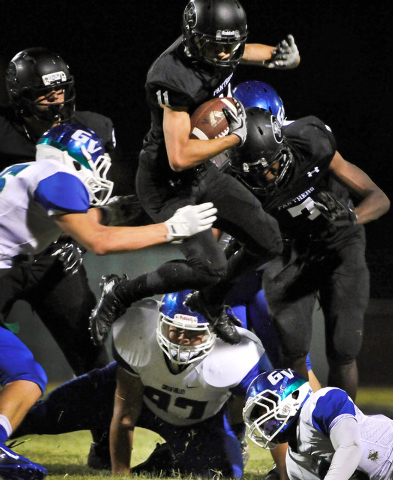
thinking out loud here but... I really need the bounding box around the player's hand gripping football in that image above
[164,203,217,242]
[314,191,358,227]
[52,241,86,275]
[223,98,247,146]
[264,34,299,69]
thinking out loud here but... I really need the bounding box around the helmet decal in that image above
[243,369,312,450]
[36,123,113,206]
[184,1,197,29]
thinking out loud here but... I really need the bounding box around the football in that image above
[190,97,237,140]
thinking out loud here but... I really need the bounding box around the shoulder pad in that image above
[202,327,264,388]
[112,299,160,368]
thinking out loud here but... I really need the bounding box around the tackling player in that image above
[0,123,217,478]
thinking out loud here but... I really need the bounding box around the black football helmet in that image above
[229,107,293,195]
[5,47,75,123]
[182,0,248,67]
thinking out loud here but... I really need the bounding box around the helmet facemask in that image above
[25,82,76,123]
[157,311,216,365]
[236,145,293,196]
[243,370,312,450]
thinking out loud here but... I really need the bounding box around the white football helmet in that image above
[243,369,312,449]
[157,290,216,366]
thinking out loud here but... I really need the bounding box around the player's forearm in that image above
[240,43,276,65]
[110,421,133,474]
[167,136,239,172]
[73,223,169,255]
[353,189,390,224]
[325,418,362,480]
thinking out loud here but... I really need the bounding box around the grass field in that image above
[9,386,393,480]
[6,388,393,480]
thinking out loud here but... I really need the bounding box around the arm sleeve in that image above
[324,416,362,480]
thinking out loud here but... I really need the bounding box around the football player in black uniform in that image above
[0,47,130,469]
[89,0,300,347]
[228,107,390,401]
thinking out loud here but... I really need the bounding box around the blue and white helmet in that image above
[243,369,312,449]
[36,123,113,206]
[233,81,285,126]
[157,290,216,365]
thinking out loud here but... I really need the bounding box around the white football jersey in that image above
[286,387,393,480]
[113,299,266,427]
[0,160,90,270]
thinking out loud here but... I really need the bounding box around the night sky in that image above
[1,0,392,296]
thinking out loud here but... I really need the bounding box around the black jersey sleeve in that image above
[73,111,116,151]
[283,116,337,163]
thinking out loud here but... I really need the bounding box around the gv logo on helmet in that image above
[71,130,102,154]
[267,369,294,385]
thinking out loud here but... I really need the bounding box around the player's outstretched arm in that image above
[329,151,390,224]
[241,35,300,69]
[53,202,217,254]
[110,366,144,474]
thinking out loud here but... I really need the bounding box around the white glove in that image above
[164,203,218,242]
[223,98,247,146]
[265,34,300,69]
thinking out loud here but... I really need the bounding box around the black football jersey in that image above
[0,108,115,172]
[257,116,356,241]
[140,36,234,179]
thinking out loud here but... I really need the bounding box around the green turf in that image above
[9,387,393,480]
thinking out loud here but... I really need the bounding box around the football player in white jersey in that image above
[244,368,393,480]
[0,122,217,273]
[11,289,279,478]
[0,123,217,479]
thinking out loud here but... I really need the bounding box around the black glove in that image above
[99,194,144,226]
[314,191,358,227]
[223,98,247,146]
[51,242,86,275]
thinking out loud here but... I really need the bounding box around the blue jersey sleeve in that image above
[230,353,272,395]
[34,172,90,214]
[312,389,356,436]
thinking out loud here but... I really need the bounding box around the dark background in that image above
[1,0,392,297]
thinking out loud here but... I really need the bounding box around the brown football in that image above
[190,97,237,140]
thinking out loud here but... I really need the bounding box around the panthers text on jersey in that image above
[112,298,267,427]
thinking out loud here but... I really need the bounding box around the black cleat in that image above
[0,443,47,480]
[89,274,128,346]
[184,291,241,345]
[87,442,111,471]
